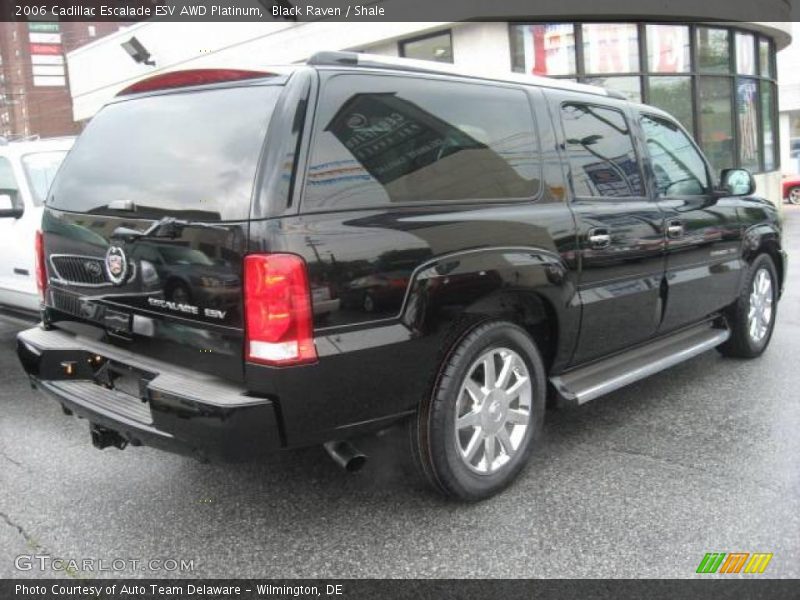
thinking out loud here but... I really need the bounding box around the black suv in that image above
[17,52,787,500]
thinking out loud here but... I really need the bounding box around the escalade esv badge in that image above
[105,246,128,285]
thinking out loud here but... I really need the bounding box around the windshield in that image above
[47,85,282,221]
[22,151,69,205]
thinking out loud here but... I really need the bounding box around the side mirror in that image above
[720,169,755,196]
[0,189,23,219]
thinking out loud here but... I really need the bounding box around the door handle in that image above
[666,220,684,239]
[587,228,611,249]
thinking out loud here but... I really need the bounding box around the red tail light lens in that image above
[244,254,316,366]
[35,230,46,301]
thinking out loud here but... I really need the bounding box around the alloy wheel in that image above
[454,347,532,475]
[748,267,774,343]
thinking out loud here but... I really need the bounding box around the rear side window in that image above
[0,157,19,192]
[302,74,540,211]
[640,114,709,197]
[560,103,645,198]
[22,151,68,205]
[48,85,282,221]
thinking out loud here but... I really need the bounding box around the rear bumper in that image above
[16,326,282,461]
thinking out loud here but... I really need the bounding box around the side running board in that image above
[551,322,730,406]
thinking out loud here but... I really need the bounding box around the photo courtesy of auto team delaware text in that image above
[0,0,798,593]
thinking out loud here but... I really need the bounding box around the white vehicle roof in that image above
[0,136,75,158]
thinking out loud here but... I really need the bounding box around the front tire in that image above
[717,254,779,358]
[411,320,546,501]
[788,186,800,205]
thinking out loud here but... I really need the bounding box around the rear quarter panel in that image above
[246,84,581,446]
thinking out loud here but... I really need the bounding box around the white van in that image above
[0,137,74,314]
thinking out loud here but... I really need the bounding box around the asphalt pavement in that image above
[1,207,799,579]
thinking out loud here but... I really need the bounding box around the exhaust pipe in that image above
[324,441,367,472]
[90,425,128,450]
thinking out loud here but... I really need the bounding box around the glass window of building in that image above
[647,76,693,134]
[399,31,453,63]
[761,82,776,171]
[697,77,734,173]
[697,28,731,73]
[736,79,760,172]
[582,24,639,74]
[560,103,645,198]
[508,23,779,175]
[759,38,773,78]
[735,32,756,75]
[583,76,641,102]
[511,23,576,76]
[646,25,690,73]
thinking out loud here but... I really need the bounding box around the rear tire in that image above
[411,320,546,501]
[717,254,778,358]
[788,186,800,205]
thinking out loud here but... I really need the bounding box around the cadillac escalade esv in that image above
[16,52,787,500]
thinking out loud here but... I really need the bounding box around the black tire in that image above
[717,254,779,358]
[788,186,800,206]
[411,320,546,501]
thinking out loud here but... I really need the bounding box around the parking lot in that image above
[1,206,798,580]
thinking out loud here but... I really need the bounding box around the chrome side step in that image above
[551,322,730,405]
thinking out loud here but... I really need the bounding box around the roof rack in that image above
[306,51,618,99]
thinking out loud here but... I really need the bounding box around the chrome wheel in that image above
[454,347,532,475]
[748,267,774,343]
[789,187,800,205]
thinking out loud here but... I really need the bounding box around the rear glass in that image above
[48,85,281,221]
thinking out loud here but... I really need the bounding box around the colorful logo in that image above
[696,552,773,574]
[105,246,128,285]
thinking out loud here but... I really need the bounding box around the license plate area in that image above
[93,359,155,401]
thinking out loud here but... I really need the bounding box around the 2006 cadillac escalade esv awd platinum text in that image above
[16,53,787,500]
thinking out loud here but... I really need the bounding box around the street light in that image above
[120,37,156,66]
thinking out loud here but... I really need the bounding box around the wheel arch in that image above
[741,223,785,293]
[461,288,560,372]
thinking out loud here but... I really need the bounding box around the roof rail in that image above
[307,51,359,66]
[306,51,616,99]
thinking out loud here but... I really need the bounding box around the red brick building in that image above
[0,21,119,138]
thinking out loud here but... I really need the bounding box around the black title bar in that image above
[1,0,797,23]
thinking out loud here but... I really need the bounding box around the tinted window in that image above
[561,103,644,198]
[641,114,709,196]
[48,85,281,221]
[303,75,540,210]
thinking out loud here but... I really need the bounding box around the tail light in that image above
[35,230,47,301]
[243,254,316,366]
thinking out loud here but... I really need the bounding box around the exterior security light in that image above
[121,37,156,66]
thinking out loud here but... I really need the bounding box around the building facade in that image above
[0,21,119,138]
[65,20,792,202]
[778,22,800,174]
